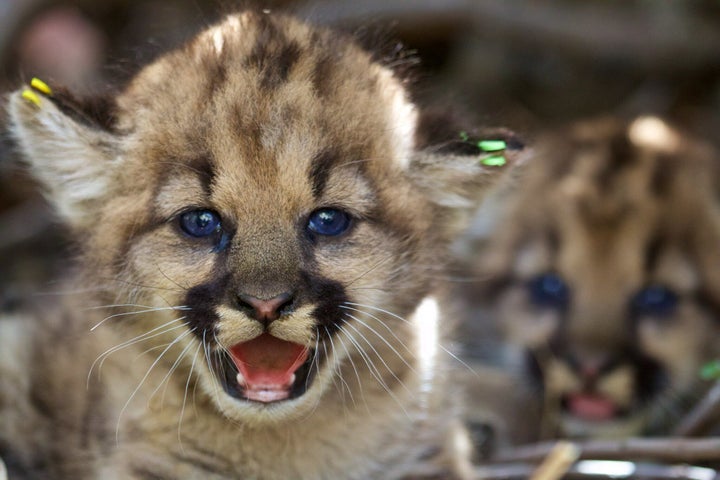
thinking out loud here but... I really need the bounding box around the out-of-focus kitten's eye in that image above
[179,209,222,238]
[631,285,678,318]
[527,273,570,310]
[307,208,352,237]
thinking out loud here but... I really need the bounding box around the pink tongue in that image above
[567,393,617,421]
[229,333,308,388]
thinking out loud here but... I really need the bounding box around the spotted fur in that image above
[1,11,523,479]
[458,116,720,440]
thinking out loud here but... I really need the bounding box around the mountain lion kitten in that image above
[1,11,524,479]
[458,116,720,439]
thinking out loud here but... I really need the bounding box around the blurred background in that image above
[2,0,720,468]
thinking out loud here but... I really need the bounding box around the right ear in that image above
[6,80,120,231]
[407,108,529,242]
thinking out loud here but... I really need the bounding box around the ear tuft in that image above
[6,82,120,230]
[409,108,529,238]
[415,109,525,157]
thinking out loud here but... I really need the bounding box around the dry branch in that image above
[493,437,720,465]
[478,460,719,480]
[529,441,579,480]
[675,381,720,436]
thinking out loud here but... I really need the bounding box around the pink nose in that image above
[236,292,294,325]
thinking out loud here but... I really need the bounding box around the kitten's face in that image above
[106,14,424,420]
[477,117,720,437]
[9,12,519,423]
[88,12,434,422]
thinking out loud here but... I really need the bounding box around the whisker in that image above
[115,328,195,443]
[93,277,186,293]
[201,330,223,407]
[85,303,157,311]
[329,326,370,414]
[340,318,412,396]
[305,334,321,394]
[133,343,172,362]
[301,334,325,422]
[150,339,196,406]
[324,333,354,410]
[345,301,480,379]
[345,254,396,287]
[154,263,190,291]
[178,342,203,452]
[213,332,230,380]
[337,323,409,418]
[87,317,187,387]
[90,305,190,331]
[343,312,417,376]
[340,304,416,359]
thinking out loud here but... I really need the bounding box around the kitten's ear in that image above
[408,109,528,238]
[6,81,120,230]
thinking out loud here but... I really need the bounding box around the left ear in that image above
[408,109,528,238]
[6,80,121,231]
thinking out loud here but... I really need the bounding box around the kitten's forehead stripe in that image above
[264,41,302,89]
[643,236,663,275]
[311,54,335,98]
[308,150,339,199]
[188,156,216,197]
[245,17,302,90]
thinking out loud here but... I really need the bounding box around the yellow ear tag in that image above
[30,77,53,95]
[21,89,41,107]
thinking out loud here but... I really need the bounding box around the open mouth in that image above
[562,392,622,421]
[215,333,319,403]
[558,358,666,423]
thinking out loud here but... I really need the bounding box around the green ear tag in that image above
[700,360,720,380]
[459,131,469,142]
[478,140,507,152]
[481,155,506,167]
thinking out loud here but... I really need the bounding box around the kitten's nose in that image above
[236,292,294,325]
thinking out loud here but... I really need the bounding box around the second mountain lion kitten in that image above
[458,116,720,440]
[1,10,524,479]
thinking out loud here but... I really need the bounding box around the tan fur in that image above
[1,11,522,479]
[459,116,720,439]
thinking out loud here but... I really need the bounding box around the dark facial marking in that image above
[202,54,228,97]
[186,156,216,197]
[643,236,662,274]
[244,16,301,90]
[299,270,347,336]
[595,132,635,192]
[266,41,301,88]
[308,150,339,198]
[48,87,118,133]
[184,273,232,341]
[232,103,264,158]
[311,53,335,98]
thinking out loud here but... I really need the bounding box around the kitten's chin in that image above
[559,411,646,439]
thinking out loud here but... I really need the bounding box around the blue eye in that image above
[527,273,570,310]
[631,286,678,318]
[179,210,222,238]
[307,208,351,237]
